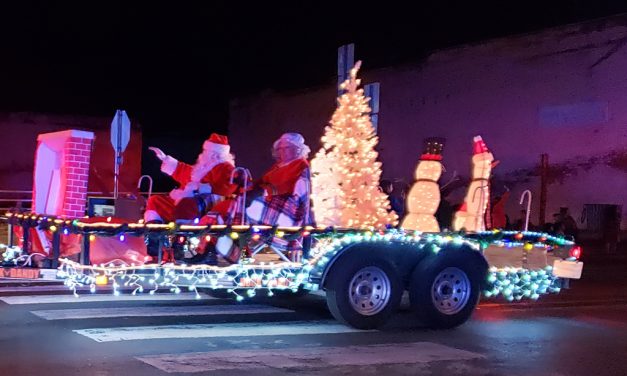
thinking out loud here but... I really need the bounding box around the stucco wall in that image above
[0,112,142,196]
[229,16,627,229]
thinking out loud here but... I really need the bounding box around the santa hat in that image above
[472,136,490,155]
[203,133,230,154]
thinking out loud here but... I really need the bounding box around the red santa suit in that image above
[144,134,238,223]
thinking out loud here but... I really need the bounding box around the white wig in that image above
[272,132,311,160]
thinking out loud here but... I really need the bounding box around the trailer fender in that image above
[316,241,429,290]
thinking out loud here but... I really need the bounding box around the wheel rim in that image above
[348,266,391,316]
[431,267,471,315]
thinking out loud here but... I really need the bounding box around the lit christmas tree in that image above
[311,61,397,228]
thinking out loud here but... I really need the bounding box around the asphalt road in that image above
[0,263,626,376]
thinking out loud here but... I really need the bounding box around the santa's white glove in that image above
[149,147,166,161]
[149,146,179,175]
[169,189,186,203]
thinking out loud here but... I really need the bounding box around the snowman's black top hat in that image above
[421,137,445,161]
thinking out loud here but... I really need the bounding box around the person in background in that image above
[436,188,455,231]
[513,209,535,231]
[603,206,620,254]
[559,207,578,239]
[490,189,510,229]
[380,179,404,219]
[380,179,393,196]
[394,182,409,221]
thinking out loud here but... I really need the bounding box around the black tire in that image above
[325,252,402,329]
[409,252,485,329]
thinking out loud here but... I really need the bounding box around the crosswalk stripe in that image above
[0,292,212,305]
[74,320,372,342]
[136,342,485,373]
[31,304,293,320]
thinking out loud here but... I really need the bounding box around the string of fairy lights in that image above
[485,266,560,301]
[2,210,576,301]
[58,258,306,300]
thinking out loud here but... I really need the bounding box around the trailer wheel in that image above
[325,253,402,329]
[409,253,483,329]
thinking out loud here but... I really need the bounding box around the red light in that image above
[569,245,582,259]
[178,236,185,243]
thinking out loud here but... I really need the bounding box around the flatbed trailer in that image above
[2,212,583,329]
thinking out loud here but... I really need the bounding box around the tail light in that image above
[569,245,582,259]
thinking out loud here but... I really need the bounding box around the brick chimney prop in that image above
[33,130,94,217]
[15,130,95,259]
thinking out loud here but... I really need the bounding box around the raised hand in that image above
[148,147,166,161]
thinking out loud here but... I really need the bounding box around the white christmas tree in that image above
[311,61,398,229]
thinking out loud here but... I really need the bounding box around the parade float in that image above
[0,63,583,330]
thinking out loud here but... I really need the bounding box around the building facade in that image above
[229,16,627,230]
[0,112,143,200]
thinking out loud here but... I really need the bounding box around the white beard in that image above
[190,160,218,183]
[190,152,234,183]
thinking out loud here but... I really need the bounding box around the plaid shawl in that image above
[247,166,314,252]
[198,194,247,225]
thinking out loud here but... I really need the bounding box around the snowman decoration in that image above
[401,139,444,232]
[453,136,496,232]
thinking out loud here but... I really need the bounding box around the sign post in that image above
[110,110,131,199]
[337,43,355,97]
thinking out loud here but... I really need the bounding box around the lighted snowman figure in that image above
[401,140,444,232]
[453,136,496,232]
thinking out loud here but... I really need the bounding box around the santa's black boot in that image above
[145,235,163,264]
[144,219,164,263]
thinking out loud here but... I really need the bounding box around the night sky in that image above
[1,1,626,188]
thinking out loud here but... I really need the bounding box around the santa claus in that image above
[144,133,238,224]
[246,133,314,260]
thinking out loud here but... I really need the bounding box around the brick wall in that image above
[33,130,95,218]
